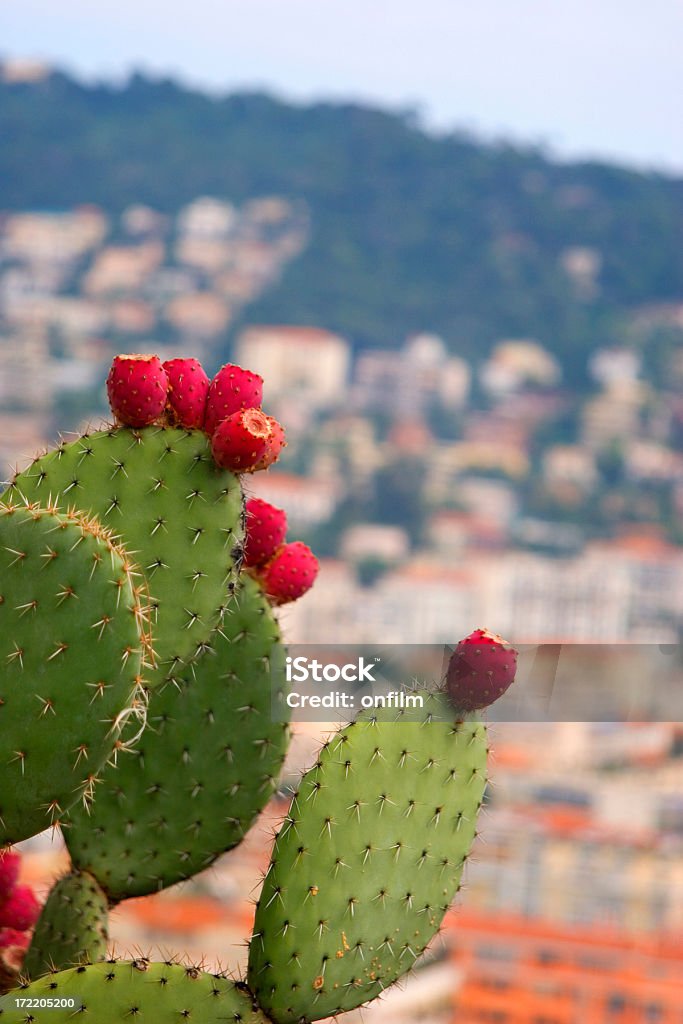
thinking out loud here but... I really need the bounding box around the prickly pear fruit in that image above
[211,408,272,472]
[204,363,264,436]
[0,928,29,991]
[106,354,168,428]
[0,928,27,952]
[0,850,39,990]
[259,540,319,604]
[0,853,20,901]
[162,357,210,429]
[445,628,518,712]
[253,415,286,471]
[0,886,40,932]
[244,498,287,568]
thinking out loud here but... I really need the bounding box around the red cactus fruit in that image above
[106,354,169,428]
[260,541,319,605]
[0,928,29,952]
[0,927,30,975]
[445,628,517,712]
[0,885,40,931]
[244,498,288,569]
[162,357,210,429]
[204,363,264,437]
[253,416,287,471]
[0,852,20,902]
[211,408,272,473]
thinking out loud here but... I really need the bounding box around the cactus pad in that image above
[0,960,269,1023]
[0,502,149,846]
[64,575,289,901]
[248,694,488,1023]
[7,427,244,686]
[23,872,108,980]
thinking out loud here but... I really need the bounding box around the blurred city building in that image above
[236,325,351,409]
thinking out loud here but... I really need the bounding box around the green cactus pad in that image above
[0,502,149,846]
[23,871,109,980]
[0,960,269,1023]
[6,427,244,687]
[64,575,289,901]
[248,694,488,1023]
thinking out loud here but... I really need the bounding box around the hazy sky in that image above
[3,0,682,173]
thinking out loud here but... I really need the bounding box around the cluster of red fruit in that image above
[243,497,318,605]
[0,851,40,978]
[106,354,285,473]
[105,353,318,606]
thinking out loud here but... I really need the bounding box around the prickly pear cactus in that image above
[62,575,289,901]
[6,427,244,686]
[0,959,269,1024]
[0,502,150,846]
[1,701,491,1024]
[22,872,108,981]
[0,349,502,1024]
[247,694,488,1023]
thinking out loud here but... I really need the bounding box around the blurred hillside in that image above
[2,66,683,384]
[3,62,683,645]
